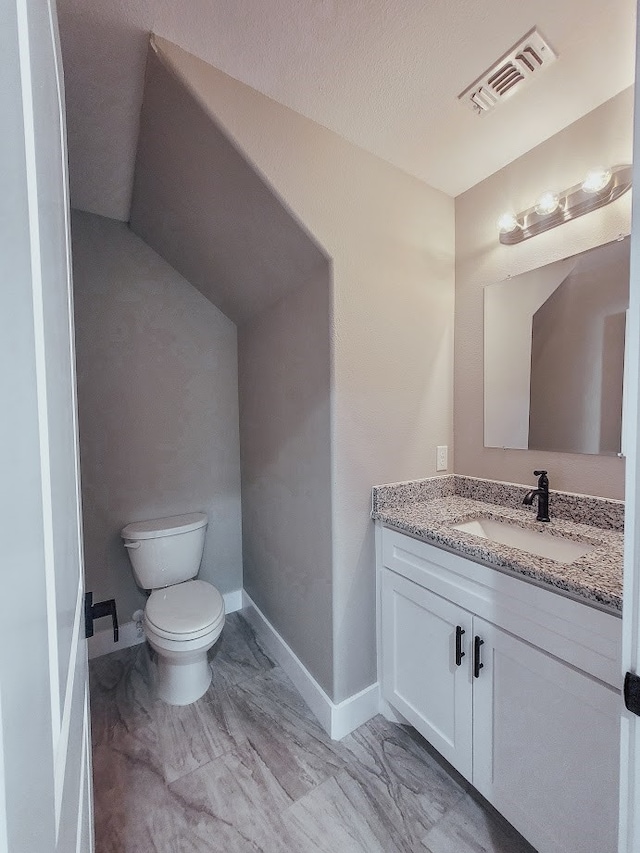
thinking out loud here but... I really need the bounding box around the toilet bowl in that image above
[121,513,225,706]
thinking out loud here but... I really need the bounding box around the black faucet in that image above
[523,470,551,522]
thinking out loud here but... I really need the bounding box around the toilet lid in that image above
[121,512,207,541]
[146,580,224,636]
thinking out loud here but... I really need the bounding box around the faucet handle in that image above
[533,470,547,477]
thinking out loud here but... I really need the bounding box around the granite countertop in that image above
[372,475,624,613]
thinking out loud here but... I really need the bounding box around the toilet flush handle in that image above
[124,541,140,549]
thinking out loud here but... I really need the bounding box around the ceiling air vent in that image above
[458,28,557,116]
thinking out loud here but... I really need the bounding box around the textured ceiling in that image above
[57,0,636,221]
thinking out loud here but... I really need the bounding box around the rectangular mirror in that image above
[484,236,629,455]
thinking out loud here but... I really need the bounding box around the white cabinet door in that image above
[381,569,473,777]
[473,617,620,853]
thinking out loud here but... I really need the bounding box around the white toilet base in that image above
[156,653,212,706]
[145,617,224,706]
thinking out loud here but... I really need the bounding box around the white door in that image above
[381,569,473,777]
[620,6,640,851]
[473,618,620,853]
[0,0,93,850]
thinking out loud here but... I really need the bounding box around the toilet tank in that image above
[121,513,208,590]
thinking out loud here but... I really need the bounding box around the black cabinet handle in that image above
[455,626,466,666]
[624,671,640,716]
[84,592,119,643]
[474,636,484,678]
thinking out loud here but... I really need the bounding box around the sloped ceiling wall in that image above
[129,45,328,325]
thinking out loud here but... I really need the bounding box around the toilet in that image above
[121,512,225,706]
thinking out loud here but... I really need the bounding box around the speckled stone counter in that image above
[372,475,624,613]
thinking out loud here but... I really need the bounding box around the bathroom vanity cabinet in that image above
[378,525,622,853]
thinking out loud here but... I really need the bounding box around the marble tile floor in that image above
[90,610,537,853]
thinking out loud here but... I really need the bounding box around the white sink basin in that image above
[452,517,596,564]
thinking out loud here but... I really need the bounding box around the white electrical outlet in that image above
[436,445,448,471]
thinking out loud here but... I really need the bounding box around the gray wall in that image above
[72,211,243,622]
[238,267,333,694]
[143,37,455,703]
[455,88,633,500]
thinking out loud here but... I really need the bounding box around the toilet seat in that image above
[145,580,224,641]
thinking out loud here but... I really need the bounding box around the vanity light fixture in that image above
[498,164,632,245]
[496,212,519,234]
[534,191,560,216]
[581,167,612,194]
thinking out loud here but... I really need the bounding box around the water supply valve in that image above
[133,609,145,638]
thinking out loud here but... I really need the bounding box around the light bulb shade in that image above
[496,212,519,234]
[534,191,560,216]
[582,167,612,194]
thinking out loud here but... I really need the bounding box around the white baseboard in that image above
[330,681,381,740]
[241,591,379,740]
[88,620,144,660]
[88,587,243,660]
[223,588,243,614]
